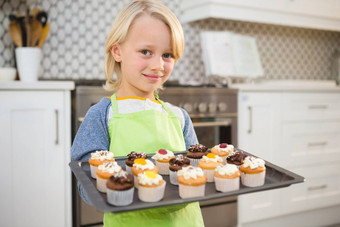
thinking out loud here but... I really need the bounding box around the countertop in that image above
[0,81,75,90]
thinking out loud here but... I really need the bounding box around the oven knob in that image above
[197,102,208,113]
[218,102,228,112]
[208,103,217,113]
[182,103,193,113]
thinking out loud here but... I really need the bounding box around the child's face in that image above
[112,15,175,98]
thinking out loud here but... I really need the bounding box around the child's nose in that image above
[150,56,164,71]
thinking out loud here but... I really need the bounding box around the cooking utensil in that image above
[38,23,50,48]
[30,17,42,46]
[24,9,31,47]
[8,20,22,47]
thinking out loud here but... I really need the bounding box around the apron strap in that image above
[110,93,119,116]
[155,94,177,118]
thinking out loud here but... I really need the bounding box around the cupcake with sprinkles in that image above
[198,153,223,182]
[240,156,266,187]
[152,149,175,175]
[211,143,235,164]
[132,158,159,188]
[214,164,240,192]
[96,161,122,193]
[186,144,209,167]
[88,150,114,179]
[137,171,166,202]
[177,166,207,199]
[125,151,148,174]
[169,154,191,185]
[106,171,134,206]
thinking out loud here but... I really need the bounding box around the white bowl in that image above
[0,67,16,81]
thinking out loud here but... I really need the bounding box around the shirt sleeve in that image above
[180,108,199,150]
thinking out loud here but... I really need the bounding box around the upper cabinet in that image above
[180,0,340,32]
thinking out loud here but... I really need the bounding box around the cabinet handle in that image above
[308,141,327,147]
[55,109,59,145]
[308,184,327,191]
[248,106,252,134]
[308,105,328,109]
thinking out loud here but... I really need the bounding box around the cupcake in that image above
[169,154,191,185]
[137,171,166,202]
[125,151,147,174]
[96,161,122,193]
[214,164,240,192]
[177,166,207,199]
[88,150,114,179]
[211,143,235,164]
[131,158,159,188]
[186,144,209,167]
[226,150,248,168]
[198,153,223,182]
[151,149,175,175]
[240,156,266,187]
[106,171,134,206]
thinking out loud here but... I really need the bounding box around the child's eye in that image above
[141,50,151,56]
[162,53,173,59]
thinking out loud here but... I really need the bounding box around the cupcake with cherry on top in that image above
[88,150,114,179]
[211,143,234,164]
[125,151,148,175]
[186,144,209,167]
[131,158,159,188]
[152,149,175,175]
[198,153,223,182]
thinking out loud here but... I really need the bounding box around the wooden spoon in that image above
[30,17,42,47]
[38,23,50,48]
[8,20,22,47]
[24,9,31,46]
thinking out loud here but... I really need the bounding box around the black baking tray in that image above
[69,151,304,213]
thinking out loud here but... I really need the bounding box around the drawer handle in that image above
[308,105,328,109]
[308,184,327,191]
[308,141,327,147]
[248,106,252,134]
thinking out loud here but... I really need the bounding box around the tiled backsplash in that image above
[1,0,340,84]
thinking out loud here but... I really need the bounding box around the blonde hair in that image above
[104,0,184,91]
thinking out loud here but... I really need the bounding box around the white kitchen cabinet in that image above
[181,0,340,32]
[0,82,74,227]
[236,88,340,227]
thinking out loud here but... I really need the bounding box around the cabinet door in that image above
[0,91,70,227]
[238,92,281,163]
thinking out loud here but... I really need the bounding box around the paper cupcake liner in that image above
[125,165,132,175]
[169,170,178,185]
[178,183,205,199]
[138,181,166,202]
[214,176,240,192]
[133,175,139,189]
[241,171,266,187]
[107,187,134,206]
[188,158,200,167]
[90,165,98,179]
[155,161,170,175]
[202,169,215,182]
[96,177,108,193]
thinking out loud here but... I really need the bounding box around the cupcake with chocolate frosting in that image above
[186,144,208,167]
[106,171,134,206]
[226,150,248,168]
[169,154,191,185]
[125,151,147,174]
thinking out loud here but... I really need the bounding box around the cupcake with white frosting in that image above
[198,153,223,182]
[132,158,159,188]
[177,166,207,199]
[88,150,114,179]
[240,156,266,187]
[152,149,175,175]
[214,164,240,192]
[137,171,166,202]
[96,161,122,193]
[211,143,234,164]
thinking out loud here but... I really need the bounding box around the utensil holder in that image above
[15,47,42,82]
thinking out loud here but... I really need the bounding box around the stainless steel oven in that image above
[72,84,238,227]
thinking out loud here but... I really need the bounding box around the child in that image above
[71,0,204,226]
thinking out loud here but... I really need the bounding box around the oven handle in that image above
[193,120,231,127]
[248,106,252,134]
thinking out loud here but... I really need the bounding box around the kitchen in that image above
[1,0,340,227]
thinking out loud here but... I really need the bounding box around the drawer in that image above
[280,164,340,215]
[280,121,340,168]
[282,93,340,121]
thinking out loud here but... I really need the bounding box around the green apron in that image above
[104,94,204,227]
